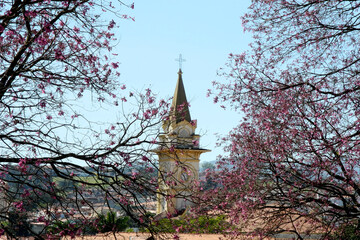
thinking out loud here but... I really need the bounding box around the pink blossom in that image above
[36,36,48,46]
[18,158,28,173]
[21,189,30,198]
[131,171,138,179]
[143,112,150,119]
[6,30,15,36]
[192,140,199,146]
[151,109,158,116]
[169,145,175,152]
[111,62,119,68]
[148,97,154,103]
[54,49,64,60]
[13,201,24,212]
[108,20,116,30]
[39,100,46,108]
[37,216,46,222]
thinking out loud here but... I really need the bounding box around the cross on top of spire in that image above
[175,54,186,70]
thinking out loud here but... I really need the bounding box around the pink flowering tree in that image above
[203,0,360,238]
[0,0,168,239]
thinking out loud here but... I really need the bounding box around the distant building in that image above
[0,181,9,220]
[153,69,210,215]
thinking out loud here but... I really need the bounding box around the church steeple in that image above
[171,69,191,123]
[153,64,210,216]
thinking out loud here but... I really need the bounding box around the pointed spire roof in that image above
[171,69,191,123]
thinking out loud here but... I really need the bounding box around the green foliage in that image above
[6,211,31,237]
[0,221,9,228]
[96,211,130,233]
[47,212,130,237]
[151,215,230,234]
[201,162,215,171]
[52,176,118,189]
[330,223,360,240]
[47,220,81,237]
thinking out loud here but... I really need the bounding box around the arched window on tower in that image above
[179,128,190,138]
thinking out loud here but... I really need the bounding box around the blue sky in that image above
[114,0,252,162]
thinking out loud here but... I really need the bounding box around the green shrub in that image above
[150,215,230,234]
[330,223,360,240]
[96,211,130,233]
[47,220,81,238]
[47,211,130,236]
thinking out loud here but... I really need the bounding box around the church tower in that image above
[154,69,210,215]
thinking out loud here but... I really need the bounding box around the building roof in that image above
[171,69,191,123]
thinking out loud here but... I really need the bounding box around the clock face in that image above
[181,171,189,182]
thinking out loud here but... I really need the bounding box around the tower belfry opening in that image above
[153,68,210,215]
